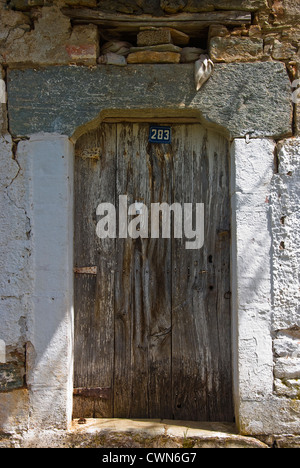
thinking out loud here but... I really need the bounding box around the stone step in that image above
[0,419,273,447]
[66,419,269,449]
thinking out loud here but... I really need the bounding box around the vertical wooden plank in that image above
[146,135,172,419]
[114,123,172,418]
[172,124,207,421]
[172,124,233,422]
[114,123,135,418]
[203,127,233,422]
[73,275,97,419]
[74,124,116,418]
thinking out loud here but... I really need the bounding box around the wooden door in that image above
[73,123,233,422]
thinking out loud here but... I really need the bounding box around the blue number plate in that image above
[149,126,172,144]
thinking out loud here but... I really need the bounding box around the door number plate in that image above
[149,126,172,144]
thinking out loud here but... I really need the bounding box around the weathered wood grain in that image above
[73,124,116,418]
[114,124,172,418]
[171,125,233,421]
[74,266,97,275]
[74,122,233,421]
[62,9,251,39]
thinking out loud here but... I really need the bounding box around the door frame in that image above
[73,121,233,421]
[24,115,275,432]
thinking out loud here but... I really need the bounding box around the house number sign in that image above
[149,126,172,144]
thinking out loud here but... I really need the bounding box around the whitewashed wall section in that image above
[0,134,74,431]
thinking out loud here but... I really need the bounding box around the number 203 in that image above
[150,127,171,143]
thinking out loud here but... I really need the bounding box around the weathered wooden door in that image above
[74,122,233,421]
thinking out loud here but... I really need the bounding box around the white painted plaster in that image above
[0,80,6,104]
[0,135,32,345]
[230,138,276,430]
[0,340,5,364]
[24,134,74,430]
[271,138,300,330]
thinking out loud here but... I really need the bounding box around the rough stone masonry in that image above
[0,0,299,448]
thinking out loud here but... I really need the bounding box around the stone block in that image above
[0,388,29,433]
[271,39,297,60]
[182,0,267,12]
[1,7,100,66]
[230,138,275,196]
[210,36,264,62]
[66,24,99,65]
[274,358,300,379]
[248,25,262,38]
[137,27,189,47]
[160,0,185,13]
[0,347,25,392]
[137,28,173,47]
[65,44,98,65]
[274,330,300,358]
[0,9,31,29]
[0,10,31,66]
[7,62,292,139]
[167,28,190,46]
[127,51,181,63]
[271,138,300,331]
[208,24,229,42]
[0,363,24,391]
[279,0,300,23]
[98,53,127,66]
[1,6,71,66]
[275,378,300,398]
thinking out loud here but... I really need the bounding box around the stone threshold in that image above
[66,419,269,449]
[0,419,270,448]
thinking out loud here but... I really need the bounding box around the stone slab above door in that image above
[7,62,292,141]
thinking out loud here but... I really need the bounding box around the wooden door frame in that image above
[73,121,232,421]
[24,118,275,432]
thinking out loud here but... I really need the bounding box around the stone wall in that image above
[0,1,299,126]
[0,1,299,68]
[0,0,299,444]
[271,139,300,400]
[0,133,32,432]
